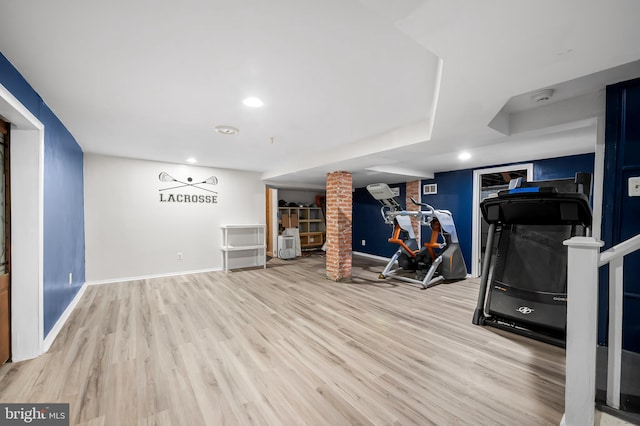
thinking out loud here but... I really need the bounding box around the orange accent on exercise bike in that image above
[388,222,419,258]
[423,218,443,261]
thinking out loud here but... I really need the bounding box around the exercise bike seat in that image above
[388,216,420,256]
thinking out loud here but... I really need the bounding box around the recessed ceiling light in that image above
[458,151,472,161]
[243,97,264,108]
[186,157,197,163]
[214,125,239,135]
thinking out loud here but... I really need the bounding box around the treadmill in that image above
[472,173,592,347]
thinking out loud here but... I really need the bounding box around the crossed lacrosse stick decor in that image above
[158,172,218,194]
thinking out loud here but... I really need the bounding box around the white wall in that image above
[85,154,265,282]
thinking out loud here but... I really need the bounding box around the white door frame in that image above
[471,163,533,277]
[0,83,45,361]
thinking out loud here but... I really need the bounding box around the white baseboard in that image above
[86,267,222,286]
[352,251,390,263]
[42,283,87,353]
[43,267,223,352]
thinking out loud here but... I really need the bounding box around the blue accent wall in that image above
[353,183,406,257]
[0,52,86,336]
[419,169,474,268]
[354,153,595,272]
[603,78,640,353]
[532,154,596,182]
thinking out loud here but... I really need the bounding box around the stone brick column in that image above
[406,180,421,245]
[325,171,352,281]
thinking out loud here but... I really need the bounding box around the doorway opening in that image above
[0,82,45,362]
[471,163,533,277]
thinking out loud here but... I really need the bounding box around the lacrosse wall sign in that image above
[158,172,219,204]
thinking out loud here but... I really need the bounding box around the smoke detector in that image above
[532,89,555,103]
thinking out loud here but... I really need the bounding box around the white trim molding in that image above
[0,82,45,361]
[42,283,87,352]
[352,251,390,263]
[471,163,533,277]
[86,267,222,286]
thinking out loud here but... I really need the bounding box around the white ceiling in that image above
[1,0,640,189]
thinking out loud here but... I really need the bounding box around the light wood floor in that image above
[0,254,568,425]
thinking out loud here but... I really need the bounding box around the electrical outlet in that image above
[68,272,73,285]
[629,176,640,197]
[177,252,183,260]
[361,239,366,246]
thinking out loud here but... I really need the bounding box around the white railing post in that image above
[606,256,624,409]
[562,236,604,426]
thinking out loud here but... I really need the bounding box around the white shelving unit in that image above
[221,224,267,272]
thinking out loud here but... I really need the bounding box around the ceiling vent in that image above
[532,89,555,103]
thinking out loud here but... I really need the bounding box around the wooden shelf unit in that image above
[279,206,325,249]
[221,224,266,272]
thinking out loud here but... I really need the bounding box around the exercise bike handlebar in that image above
[381,208,438,226]
[410,197,435,214]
